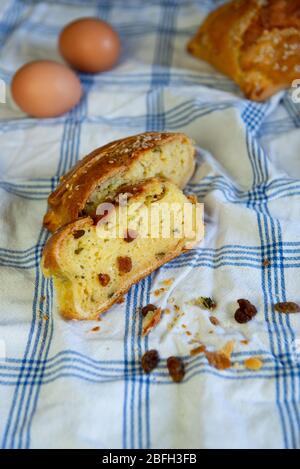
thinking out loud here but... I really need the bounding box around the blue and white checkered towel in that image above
[0,0,300,449]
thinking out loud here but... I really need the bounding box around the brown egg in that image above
[11,60,82,118]
[59,17,121,73]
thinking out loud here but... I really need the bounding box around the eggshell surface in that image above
[59,17,121,73]
[11,60,82,118]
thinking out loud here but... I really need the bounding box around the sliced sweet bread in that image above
[42,178,203,320]
[43,132,195,232]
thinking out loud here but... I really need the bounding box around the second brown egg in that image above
[59,17,121,73]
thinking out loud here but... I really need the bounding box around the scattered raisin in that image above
[234,299,257,324]
[167,356,185,383]
[209,316,220,326]
[141,304,157,317]
[73,229,85,239]
[92,215,103,226]
[98,273,110,286]
[124,229,138,243]
[74,247,83,255]
[274,302,300,314]
[117,256,132,273]
[141,350,159,373]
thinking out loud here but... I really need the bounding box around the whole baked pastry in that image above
[187,0,300,101]
[42,178,204,320]
[43,132,195,232]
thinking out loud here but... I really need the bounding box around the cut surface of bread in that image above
[42,178,204,320]
[43,132,195,232]
[187,0,300,101]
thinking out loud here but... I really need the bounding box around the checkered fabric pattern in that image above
[0,0,300,449]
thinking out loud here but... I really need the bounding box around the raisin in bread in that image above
[42,178,204,320]
[187,0,300,101]
[43,132,195,232]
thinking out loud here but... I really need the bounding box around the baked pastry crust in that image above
[187,0,300,101]
[43,132,195,232]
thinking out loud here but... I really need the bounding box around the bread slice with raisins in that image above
[43,132,195,232]
[42,178,203,320]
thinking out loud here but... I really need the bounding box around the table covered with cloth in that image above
[0,0,300,449]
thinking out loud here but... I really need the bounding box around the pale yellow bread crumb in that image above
[205,340,235,370]
[244,357,263,370]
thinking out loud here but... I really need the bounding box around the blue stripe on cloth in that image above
[245,121,299,449]
[259,117,297,136]
[1,174,300,205]
[2,71,91,447]
[274,218,300,439]
[20,0,228,10]
[0,348,295,375]
[1,366,298,386]
[15,19,203,38]
[283,94,300,128]
[130,281,144,448]
[22,0,189,7]
[21,277,54,448]
[2,227,49,448]
[0,0,27,48]
[132,4,180,443]
[0,66,237,90]
[0,98,276,133]
[144,276,151,449]
[0,354,298,386]
[123,287,133,449]
[137,276,150,449]
[3,234,300,272]
[0,102,248,133]
[18,22,104,454]
[253,128,295,447]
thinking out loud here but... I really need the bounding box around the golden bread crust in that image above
[187,0,300,101]
[43,132,195,232]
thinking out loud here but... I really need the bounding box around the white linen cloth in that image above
[0,0,299,449]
